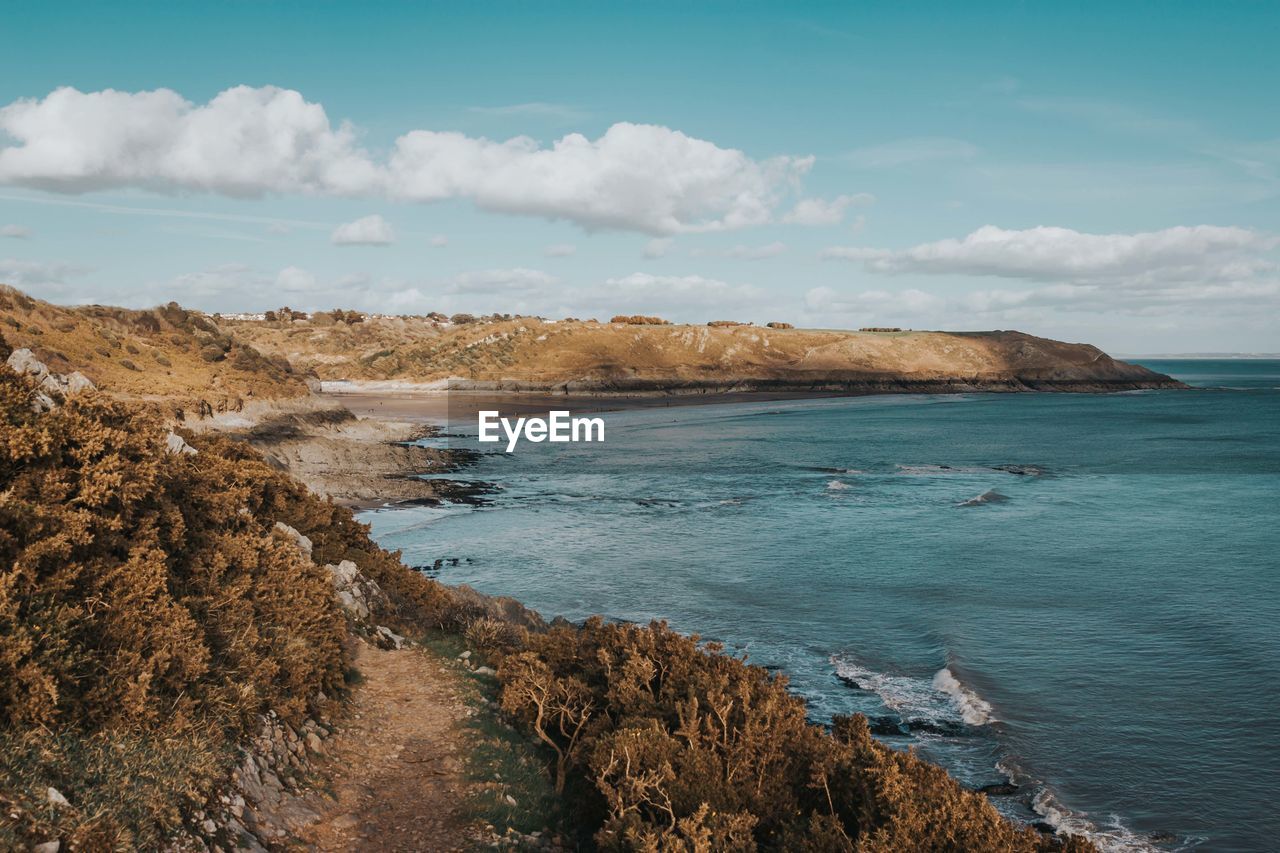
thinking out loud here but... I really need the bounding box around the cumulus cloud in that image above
[447,268,558,295]
[601,272,765,308]
[330,214,395,246]
[811,224,1280,335]
[275,266,317,292]
[544,243,576,257]
[1,224,30,238]
[822,224,1277,284]
[0,85,819,235]
[782,193,874,226]
[0,257,86,286]
[643,238,673,259]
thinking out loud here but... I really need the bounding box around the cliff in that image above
[224,315,1183,394]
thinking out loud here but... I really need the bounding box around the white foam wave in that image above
[832,658,997,727]
[1032,788,1161,853]
[826,480,851,490]
[931,667,996,725]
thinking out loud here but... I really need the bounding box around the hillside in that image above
[0,285,311,414]
[225,313,1183,394]
[0,359,1088,851]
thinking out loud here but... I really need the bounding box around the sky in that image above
[1,1,1278,353]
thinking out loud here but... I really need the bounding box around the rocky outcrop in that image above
[271,521,313,562]
[174,709,336,851]
[5,347,96,411]
[325,559,389,622]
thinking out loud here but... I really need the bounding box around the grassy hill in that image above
[225,313,1181,393]
[0,285,310,414]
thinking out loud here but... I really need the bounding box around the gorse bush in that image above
[499,618,1092,852]
[0,364,462,848]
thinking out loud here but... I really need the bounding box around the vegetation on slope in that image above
[0,285,310,413]
[0,353,452,849]
[488,619,1090,852]
[224,311,1178,391]
[0,325,1093,851]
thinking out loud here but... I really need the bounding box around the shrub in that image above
[499,619,1084,851]
[610,315,671,325]
[450,313,477,325]
[0,367,374,847]
[766,322,794,329]
[708,320,750,327]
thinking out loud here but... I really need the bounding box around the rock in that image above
[31,390,56,413]
[325,560,388,621]
[474,665,497,676]
[272,522,313,562]
[504,794,518,807]
[63,371,96,393]
[374,625,407,650]
[332,814,360,830]
[45,787,70,808]
[978,782,1019,796]
[201,818,218,835]
[305,731,324,754]
[165,430,198,456]
[7,348,49,381]
[458,650,472,660]
[33,841,60,853]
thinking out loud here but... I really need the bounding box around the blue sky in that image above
[2,1,1278,352]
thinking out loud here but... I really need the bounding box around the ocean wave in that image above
[931,667,996,725]
[958,489,1010,508]
[1031,788,1165,853]
[826,480,851,491]
[832,658,998,729]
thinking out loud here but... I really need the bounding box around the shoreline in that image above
[338,388,1179,852]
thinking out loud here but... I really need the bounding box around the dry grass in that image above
[0,284,309,412]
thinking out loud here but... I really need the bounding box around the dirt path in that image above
[298,639,484,851]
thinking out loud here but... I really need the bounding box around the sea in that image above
[361,360,1280,851]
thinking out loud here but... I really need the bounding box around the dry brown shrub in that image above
[500,618,1085,851]
[0,365,445,847]
[610,315,671,326]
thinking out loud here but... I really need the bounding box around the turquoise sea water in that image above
[363,360,1280,851]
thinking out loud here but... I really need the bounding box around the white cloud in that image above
[602,272,765,308]
[447,268,557,295]
[0,85,818,235]
[0,257,86,286]
[782,193,874,226]
[822,224,1276,284]
[544,243,576,257]
[643,238,673,259]
[275,266,317,292]
[810,224,1280,335]
[1,224,30,238]
[844,137,979,169]
[331,214,395,246]
[429,234,448,247]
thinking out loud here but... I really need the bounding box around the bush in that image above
[0,368,380,847]
[499,619,1084,851]
[610,315,671,325]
